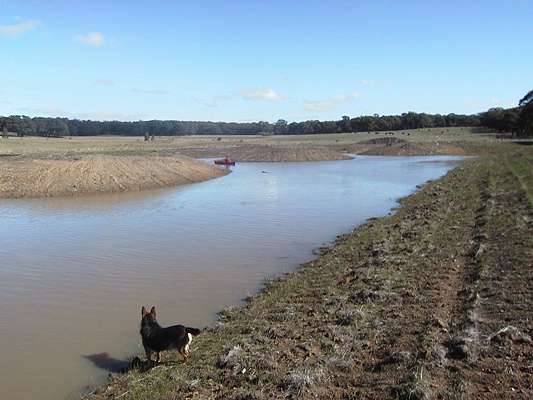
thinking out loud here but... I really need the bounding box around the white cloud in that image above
[132,88,169,95]
[360,79,370,85]
[0,19,40,37]
[304,91,360,112]
[241,88,285,101]
[76,32,105,46]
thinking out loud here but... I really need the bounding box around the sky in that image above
[1,0,532,122]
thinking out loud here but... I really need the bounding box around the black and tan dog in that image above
[140,306,201,363]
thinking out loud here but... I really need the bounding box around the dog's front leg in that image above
[155,352,161,363]
[145,348,152,362]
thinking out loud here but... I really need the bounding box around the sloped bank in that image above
[0,154,227,199]
[339,137,468,156]
[85,145,532,400]
[178,144,351,161]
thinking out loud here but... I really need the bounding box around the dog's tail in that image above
[186,327,201,336]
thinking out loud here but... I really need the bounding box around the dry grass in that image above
[0,127,504,160]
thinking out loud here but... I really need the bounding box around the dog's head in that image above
[141,306,157,326]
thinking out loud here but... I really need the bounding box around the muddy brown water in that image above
[0,156,463,400]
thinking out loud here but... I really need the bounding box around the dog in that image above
[140,306,201,363]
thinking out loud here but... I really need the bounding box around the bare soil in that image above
[179,144,350,162]
[84,144,533,399]
[0,154,226,199]
[338,137,468,156]
[358,142,467,156]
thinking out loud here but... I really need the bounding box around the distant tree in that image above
[479,107,521,134]
[51,119,69,137]
[19,116,35,136]
[517,89,533,137]
[274,119,288,135]
[481,108,506,131]
[0,108,510,137]
[502,110,519,133]
[339,116,351,132]
[287,122,301,135]
[519,90,533,107]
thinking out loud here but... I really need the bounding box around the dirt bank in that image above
[178,144,351,162]
[335,137,468,156]
[177,139,468,160]
[0,154,227,199]
[85,144,532,400]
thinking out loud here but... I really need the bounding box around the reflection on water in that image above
[0,155,463,400]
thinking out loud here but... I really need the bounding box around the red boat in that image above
[214,156,235,166]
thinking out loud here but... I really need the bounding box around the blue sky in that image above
[1,0,532,122]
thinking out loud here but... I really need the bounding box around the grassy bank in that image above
[85,143,532,399]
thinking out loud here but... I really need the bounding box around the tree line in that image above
[0,112,485,137]
[1,90,532,138]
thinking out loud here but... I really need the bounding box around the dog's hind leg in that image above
[183,332,192,359]
[145,348,152,362]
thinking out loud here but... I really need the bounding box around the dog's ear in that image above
[150,306,156,317]
[142,306,147,317]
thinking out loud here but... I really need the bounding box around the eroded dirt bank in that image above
[0,155,227,199]
[342,137,469,156]
[176,139,473,160]
[178,144,351,162]
[86,146,532,400]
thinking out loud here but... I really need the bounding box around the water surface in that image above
[0,156,462,400]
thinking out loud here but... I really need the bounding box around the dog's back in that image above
[143,323,187,352]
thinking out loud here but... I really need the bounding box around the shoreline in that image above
[0,144,473,200]
[83,145,532,399]
[0,154,227,199]
[0,128,504,199]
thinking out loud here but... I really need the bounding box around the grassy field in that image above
[84,142,532,399]
[0,127,504,159]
